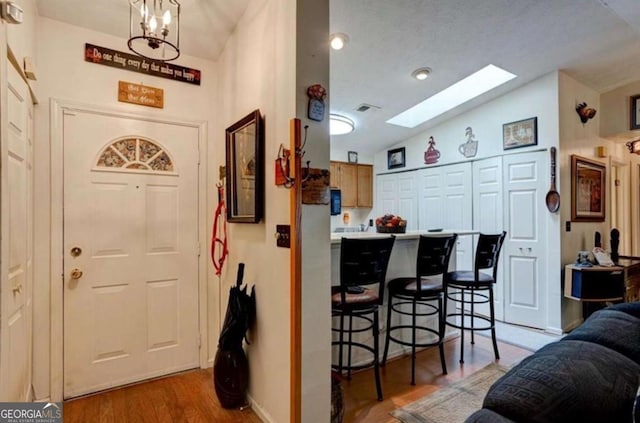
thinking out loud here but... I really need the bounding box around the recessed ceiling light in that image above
[387,64,517,128]
[412,67,431,80]
[330,114,355,135]
[330,33,349,50]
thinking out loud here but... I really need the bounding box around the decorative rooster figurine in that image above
[576,102,597,124]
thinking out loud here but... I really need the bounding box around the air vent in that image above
[355,103,381,112]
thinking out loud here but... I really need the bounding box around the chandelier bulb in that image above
[163,9,171,26]
[149,15,157,32]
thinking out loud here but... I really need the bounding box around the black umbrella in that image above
[214,263,256,409]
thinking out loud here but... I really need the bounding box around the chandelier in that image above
[128,0,181,62]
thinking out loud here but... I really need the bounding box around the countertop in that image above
[330,229,479,244]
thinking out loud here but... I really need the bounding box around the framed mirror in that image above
[225,109,264,223]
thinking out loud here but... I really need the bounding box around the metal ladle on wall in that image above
[545,147,560,213]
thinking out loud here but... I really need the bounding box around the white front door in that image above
[63,110,200,398]
[502,151,547,329]
[0,65,34,401]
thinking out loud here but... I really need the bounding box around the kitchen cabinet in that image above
[330,161,373,208]
[376,171,418,231]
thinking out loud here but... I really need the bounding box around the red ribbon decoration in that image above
[211,183,228,276]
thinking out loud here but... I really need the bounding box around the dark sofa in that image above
[465,302,640,423]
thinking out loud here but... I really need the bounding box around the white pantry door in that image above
[502,151,547,329]
[63,111,200,398]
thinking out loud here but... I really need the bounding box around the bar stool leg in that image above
[347,315,353,380]
[338,313,345,373]
[382,294,394,365]
[470,286,475,345]
[489,286,500,360]
[459,288,465,364]
[438,295,447,375]
[373,309,383,401]
[411,298,417,385]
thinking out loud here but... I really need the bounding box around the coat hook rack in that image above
[276,124,311,189]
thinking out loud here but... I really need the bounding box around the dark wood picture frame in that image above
[225,109,264,223]
[387,147,406,169]
[503,117,538,150]
[571,155,606,222]
[630,94,640,130]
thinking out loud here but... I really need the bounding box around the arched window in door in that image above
[95,137,175,172]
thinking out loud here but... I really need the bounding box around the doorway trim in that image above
[49,99,208,401]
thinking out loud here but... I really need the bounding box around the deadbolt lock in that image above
[70,247,82,257]
[70,268,83,280]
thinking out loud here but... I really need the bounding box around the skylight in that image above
[386,65,517,128]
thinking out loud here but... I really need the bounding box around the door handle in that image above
[70,268,84,280]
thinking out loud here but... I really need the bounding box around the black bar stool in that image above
[331,236,395,401]
[382,234,457,385]
[443,231,506,363]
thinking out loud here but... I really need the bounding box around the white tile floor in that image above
[476,321,562,352]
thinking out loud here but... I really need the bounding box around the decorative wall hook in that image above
[275,123,311,189]
[576,102,597,124]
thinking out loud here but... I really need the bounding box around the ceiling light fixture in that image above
[128,0,181,62]
[626,139,640,155]
[330,114,355,135]
[387,64,517,128]
[412,67,431,80]
[330,33,349,50]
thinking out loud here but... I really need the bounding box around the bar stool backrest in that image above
[474,231,507,281]
[416,234,458,289]
[339,236,396,304]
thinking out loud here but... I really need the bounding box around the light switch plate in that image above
[276,225,291,248]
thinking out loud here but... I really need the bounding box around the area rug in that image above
[390,363,509,423]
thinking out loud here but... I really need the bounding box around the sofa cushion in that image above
[464,408,516,423]
[482,340,640,423]
[563,308,640,364]
[607,301,640,319]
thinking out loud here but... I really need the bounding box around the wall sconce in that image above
[626,139,640,155]
[576,102,597,124]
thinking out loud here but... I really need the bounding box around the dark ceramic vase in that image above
[213,348,249,409]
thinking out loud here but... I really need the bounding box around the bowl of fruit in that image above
[375,214,407,233]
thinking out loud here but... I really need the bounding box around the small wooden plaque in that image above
[118,81,164,108]
[302,168,330,205]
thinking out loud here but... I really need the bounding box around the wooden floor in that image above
[341,335,532,422]
[63,336,531,423]
[63,368,262,423]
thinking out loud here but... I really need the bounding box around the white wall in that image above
[296,0,331,421]
[557,72,632,330]
[374,72,560,172]
[215,0,297,421]
[33,17,218,400]
[600,80,640,138]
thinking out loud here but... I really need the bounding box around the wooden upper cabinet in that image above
[357,164,373,207]
[329,161,373,208]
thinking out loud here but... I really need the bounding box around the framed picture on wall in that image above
[503,117,538,150]
[630,94,640,130]
[571,155,606,222]
[387,147,405,169]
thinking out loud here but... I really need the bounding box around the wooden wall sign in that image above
[118,81,164,108]
[301,168,330,205]
[85,43,201,86]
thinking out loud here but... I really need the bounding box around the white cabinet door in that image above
[502,151,547,329]
[376,172,418,230]
[417,167,444,231]
[472,157,504,320]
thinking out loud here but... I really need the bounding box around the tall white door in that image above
[0,65,34,401]
[63,111,200,398]
[472,157,504,320]
[502,151,547,329]
[418,163,472,269]
[376,171,418,230]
